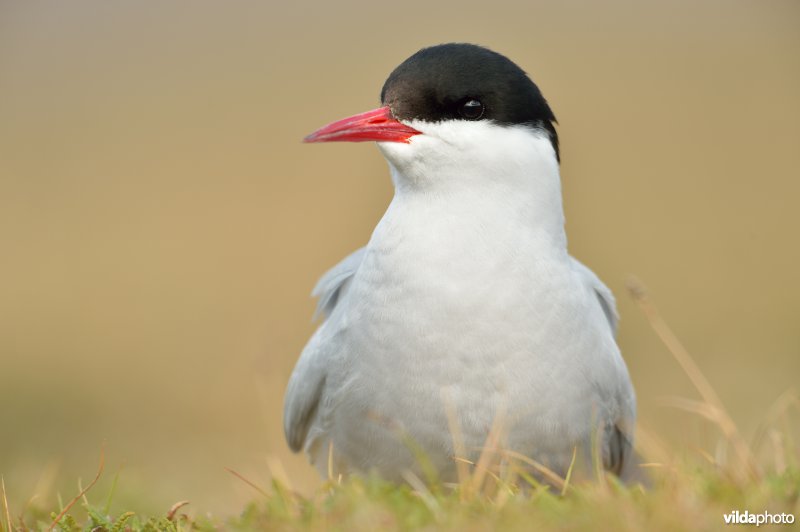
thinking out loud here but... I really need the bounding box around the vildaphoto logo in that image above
[723,510,795,526]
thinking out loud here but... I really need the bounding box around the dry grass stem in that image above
[500,450,566,491]
[1,476,12,532]
[327,442,335,482]
[468,405,507,496]
[166,500,190,522]
[626,277,761,481]
[561,447,578,496]
[266,457,294,494]
[48,445,105,532]
[224,468,269,498]
[440,388,470,489]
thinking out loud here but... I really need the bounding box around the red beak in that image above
[304,106,421,144]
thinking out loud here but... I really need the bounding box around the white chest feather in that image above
[290,123,633,481]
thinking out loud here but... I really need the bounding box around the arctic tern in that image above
[284,43,637,483]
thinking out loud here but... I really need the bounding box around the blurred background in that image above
[1,0,798,517]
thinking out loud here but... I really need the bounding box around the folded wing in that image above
[283,248,366,452]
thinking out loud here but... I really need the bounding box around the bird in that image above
[284,43,637,484]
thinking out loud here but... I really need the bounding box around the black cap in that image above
[380,43,559,161]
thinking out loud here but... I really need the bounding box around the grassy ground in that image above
[4,456,799,531]
[3,286,798,532]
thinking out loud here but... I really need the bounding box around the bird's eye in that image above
[458,99,484,120]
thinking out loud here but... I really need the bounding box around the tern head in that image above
[304,43,559,191]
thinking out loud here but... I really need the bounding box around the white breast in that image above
[304,125,633,480]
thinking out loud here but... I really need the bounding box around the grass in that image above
[2,281,799,531]
[3,459,798,531]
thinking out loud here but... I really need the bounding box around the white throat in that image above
[377,120,566,251]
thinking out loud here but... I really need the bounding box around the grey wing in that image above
[312,247,367,320]
[569,257,619,336]
[570,258,643,480]
[608,419,650,485]
[283,247,366,452]
[604,422,633,476]
[283,329,329,452]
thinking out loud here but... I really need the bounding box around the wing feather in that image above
[312,247,366,320]
[283,248,365,452]
[569,257,619,336]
